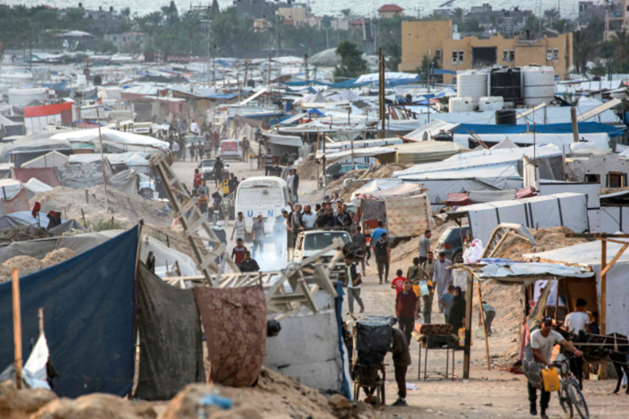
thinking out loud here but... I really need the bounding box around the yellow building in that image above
[399,21,573,81]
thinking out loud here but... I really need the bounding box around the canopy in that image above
[308,48,342,67]
[476,262,594,284]
[51,128,170,151]
[317,147,396,165]
[307,108,325,116]
[360,183,424,200]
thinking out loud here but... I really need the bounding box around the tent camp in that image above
[447,193,589,245]
[23,178,54,200]
[376,140,470,165]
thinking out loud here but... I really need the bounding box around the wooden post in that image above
[316,130,320,191]
[12,268,22,389]
[81,208,87,228]
[322,132,327,190]
[570,106,579,143]
[600,237,607,379]
[38,308,44,335]
[463,270,473,379]
[477,280,491,371]
[96,109,109,214]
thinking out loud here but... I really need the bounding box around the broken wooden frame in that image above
[164,237,345,315]
[150,153,240,286]
[481,223,538,259]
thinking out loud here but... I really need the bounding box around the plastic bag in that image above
[463,239,484,263]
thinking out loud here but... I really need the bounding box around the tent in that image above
[51,128,170,153]
[0,179,32,216]
[21,151,69,168]
[12,167,62,187]
[23,178,53,200]
[357,183,425,200]
[447,192,589,245]
[264,134,305,156]
[306,108,325,116]
[308,48,342,67]
[376,140,470,165]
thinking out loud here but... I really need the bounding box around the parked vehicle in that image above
[235,176,290,230]
[219,139,242,161]
[323,162,370,184]
[198,158,229,181]
[436,226,470,262]
[291,230,351,282]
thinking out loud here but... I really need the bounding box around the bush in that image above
[87,218,126,232]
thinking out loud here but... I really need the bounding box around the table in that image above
[417,334,459,381]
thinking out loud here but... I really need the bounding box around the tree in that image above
[383,41,401,70]
[333,40,367,82]
[416,53,439,76]
[121,7,131,19]
[340,9,352,18]
[543,8,560,24]
[162,1,179,26]
[611,31,629,60]
[209,0,220,18]
[551,19,574,34]
[572,29,599,74]
[452,7,466,21]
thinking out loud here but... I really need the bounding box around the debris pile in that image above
[490,226,589,260]
[325,163,408,201]
[0,226,52,244]
[0,248,76,283]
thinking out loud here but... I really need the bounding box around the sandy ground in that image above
[170,158,629,419]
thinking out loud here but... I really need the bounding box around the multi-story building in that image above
[377,4,405,18]
[59,4,129,34]
[233,0,279,19]
[399,20,573,81]
[464,4,532,34]
[104,32,147,52]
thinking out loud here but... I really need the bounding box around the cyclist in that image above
[528,317,583,419]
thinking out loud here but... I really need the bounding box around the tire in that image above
[567,379,589,419]
[452,251,462,263]
[559,385,573,418]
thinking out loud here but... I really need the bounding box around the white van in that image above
[235,176,290,229]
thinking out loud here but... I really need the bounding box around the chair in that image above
[353,363,386,405]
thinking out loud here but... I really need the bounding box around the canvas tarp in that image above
[0,179,23,201]
[23,178,53,200]
[363,183,424,200]
[135,263,205,400]
[12,167,62,187]
[56,161,113,188]
[0,184,30,217]
[384,194,431,238]
[377,141,470,165]
[350,179,403,205]
[0,226,138,397]
[51,128,170,152]
[468,189,517,203]
[527,240,629,338]
[48,219,88,234]
[21,151,69,168]
[449,192,589,245]
[193,285,267,387]
[139,235,199,277]
[108,169,138,195]
[361,200,386,221]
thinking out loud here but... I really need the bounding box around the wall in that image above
[400,21,452,72]
[564,154,629,188]
[278,7,307,25]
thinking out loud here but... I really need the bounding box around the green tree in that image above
[209,0,220,18]
[340,9,352,18]
[416,53,440,76]
[383,41,401,71]
[572,29,599,74]
[121,7,131,19]
[551,19,574,34]
[162,1,179,26]
[452,7,466,21]
[333,40,368,82]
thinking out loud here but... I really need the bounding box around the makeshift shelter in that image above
[57,159,114,189]
[23,178,53,200]
[447,193,589,245]
[0,179,31,216]
[0,137,72,167]
[263,134,305,156]
[308,48,342,67]
[51,128,170,154]
[21,151,69,168]
[376,140,470,165]
[12,167,62,187]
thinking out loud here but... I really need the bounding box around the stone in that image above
[327,394,351,410]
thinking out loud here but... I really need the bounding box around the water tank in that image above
[478,96,504,112]
[433,130,453,142]
[449,96,474,113]
[457,70,488,105]
[522,66,555,106]
[489,67,522,105]
[495,109,517,125]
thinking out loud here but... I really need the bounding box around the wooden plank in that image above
[12,268,22,389]
[599,243,628,277]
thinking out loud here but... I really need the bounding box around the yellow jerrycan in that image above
[542,367,561,392]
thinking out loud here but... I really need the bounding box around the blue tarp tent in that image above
[454,122,625,138]
[307,108,325,116]
[0,226,138,397]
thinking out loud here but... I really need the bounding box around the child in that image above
[391,269,407,298]
[231,238,248,265]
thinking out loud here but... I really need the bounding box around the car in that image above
[198,158,229,181]
[323,162,371,184]
[291,230,351,282]
[138,173,156,199]
[436,226,470,262]
[219,139,242,161]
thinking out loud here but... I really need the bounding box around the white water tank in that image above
[522,65,555,106]
[449,96,474,113]
[457,70,488,105]
[478,96,504,112]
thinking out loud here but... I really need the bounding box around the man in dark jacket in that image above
[213,157,225,186]
[390,327,412,407]
[238,251,260,272]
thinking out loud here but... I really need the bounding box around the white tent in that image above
[21,151,69,169]
[51,128,170,153]
[23,178,53,200]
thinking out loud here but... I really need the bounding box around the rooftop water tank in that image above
[489,67,522,106]
[495,109,517,125]
[522,65,555,106]
[449,96,474,113]
[478,96,504,112]
[457,70,488,105]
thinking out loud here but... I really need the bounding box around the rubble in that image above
[0,226,52,244]
[324,163,408,201]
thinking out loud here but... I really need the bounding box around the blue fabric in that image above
[371,227,388,243]
[455,122,625,138]
[335,281,353,401]
[0,226,139,398]
[307,108,325,116]
[431,69,457,75]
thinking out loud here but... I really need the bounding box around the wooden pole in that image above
[379,47,385,139]
[38,307,44,335]
[96,109,109,214]
[463,270,473,379]
[600,237,608,379]
[316,129,320,191]
[477,280,491,371]
[570,106,579,143]
[322,132,327,191]
[12,268,22,389]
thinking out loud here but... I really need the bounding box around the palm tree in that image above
[452,7,466,21]
[611,31,629,60]
[544,8,560,24]
[340,9,352,18]
[551,19,574,34]
[572,29,599,74]
[383,41,401,70]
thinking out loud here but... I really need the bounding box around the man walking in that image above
[479,301,496,336]
[212,157,224,187]
[290,203,303,247]
[238,251,260,272]
[290,169,300,201]
[421,251,436,322]
[418,230,431,265]
[242,135,250,162]
[231,238,248,265]
[433,251,453,313]
[265,151,274,176]
[193,169,202,192]
[396,281,418,345]
[390,327,411,407]
[352,226,367,272]
[374,232,391,284]
[344,256,364,315]
[252,215,265,259]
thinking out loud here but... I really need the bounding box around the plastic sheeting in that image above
[108,169,138,195]
[355,316,395,366]
[350,179,403,205]
[21,151,69,168]
[0,179,23,201]
[23,178,53,200]
[139,235,199,277]
[134,263,205,400]
[0,226,138,397]
[362,200,386,221]
[0,231,113,263]
[193,285,267,387]
[12,167,62,187]
[362,183,425,200]
[51,128,170,152]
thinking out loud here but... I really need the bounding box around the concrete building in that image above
[277,6,320,27]
[399,20,573,80]
[464,5,532,35]
[104,32,147,52]
[377,4,405,18]
[233,0,279,19]
[59,5,129,34]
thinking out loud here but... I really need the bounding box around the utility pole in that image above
[378,47,385,139]
[304,54,309,85]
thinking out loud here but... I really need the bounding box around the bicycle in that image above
[552,354,589,419]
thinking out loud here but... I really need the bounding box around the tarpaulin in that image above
[0,226,138,397]
[0,188,30,216]
[193,285,266,387]
[447,192,472,206]
[361,200,386,221]
[454,122,625,138]
[12,167,62,187]
[355,316,395,366]
[384,194,432,238]
[135,263,205,400]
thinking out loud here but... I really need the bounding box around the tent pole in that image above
[316,129,320,191]
[12,268,22,389]
[463,269,473,379]
[96,109,109,214]
[477,279,491,371]
[600,237,607,380]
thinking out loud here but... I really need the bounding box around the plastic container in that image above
[478,96,504,112]
[495,109,517,125]
[449,96,474,113]
[457,70,488,105]
[522,65,555,106]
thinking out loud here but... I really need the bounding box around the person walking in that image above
[291,169,299,201]
[220,174,231,197]
[212,157,224,187]
[290,203,304,247]
[265,152,274,176]
[418,230,432,265]
[396,281,418,345]
[439,285,456,323]
[563,298,589,389]
[421,251,436,322]
[370,220,387,244]
[343,256,364,315]
[242,136,250,162]
[352,226,367,272]
[374,232,391,284]
[525,317,583,419]
[433,251,453,313]
[479,301,496,336]
[231,238,248,265]
[238,251,260,272]
[198,179,209,197]
[391,269,407,298]
[252,215,265,259]
[286,170,295,200]
[390,327,411,407]
[447,286,466,332]
[231,212,248,242]
[228,173,239,195]
[193,169,202,192]
[407,257,426,319]
[197,191,209,215]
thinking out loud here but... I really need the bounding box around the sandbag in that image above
[193,285,267,387]
[355,316,395,367]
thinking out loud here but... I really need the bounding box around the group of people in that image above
[191,161,240,224]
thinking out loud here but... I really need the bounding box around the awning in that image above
[316,147,396,164]
[476,262,594,285]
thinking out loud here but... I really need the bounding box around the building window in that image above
[459,50,464,62]
[584,174,600,184]
[553,48,559,60]
[607,172,627,188]
[503,49,508,61]
[452,50,458,63]
[509,49,514,61]
[435,49,442,60]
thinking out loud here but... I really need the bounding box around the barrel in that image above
[433,131,453,142]
[495,109,516,125]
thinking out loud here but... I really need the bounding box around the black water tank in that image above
[433,131,453,142]
[495,109,517,125]
[490,67,522,105]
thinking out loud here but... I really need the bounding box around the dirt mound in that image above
[0,248,77,284]
[31,393,157,419]
[296,156,319,181]
[31,186,173,228]
[0,380,57,419]
[42,248,76,266]
[324,163,409,201]
[491,226,589,260]
[0,226,52,244]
